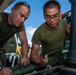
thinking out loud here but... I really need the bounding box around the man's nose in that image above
[50,18,54,22]
[21,18,25,22]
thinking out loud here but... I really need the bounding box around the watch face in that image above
[0,65,2,70]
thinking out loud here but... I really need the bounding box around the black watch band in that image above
[0,65,2,71]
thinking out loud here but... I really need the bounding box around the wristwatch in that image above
[0,65,2,71]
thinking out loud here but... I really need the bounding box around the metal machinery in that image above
[1,0,76,75]
[0,0,14,13]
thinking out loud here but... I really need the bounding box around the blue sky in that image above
[4,0,71,46]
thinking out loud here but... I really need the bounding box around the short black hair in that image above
[43,1,60,13]
[13,2,30,10]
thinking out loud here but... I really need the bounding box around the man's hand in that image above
[66,24,71,35]
[18,58,30,66]
[35,55,48,66]
[0,67,13,75]
[65,24,71,39]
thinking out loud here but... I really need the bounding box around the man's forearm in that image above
[22,50,28,58]
[21,43,29,59]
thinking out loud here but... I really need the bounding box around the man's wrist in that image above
[34,57,41,65]
[34,57,38,63]
[22,55,28,59]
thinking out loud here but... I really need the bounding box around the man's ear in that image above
[59,11,61,18]
[43,13,46,19]
[11,8,15,13]
[11,8,14,12]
